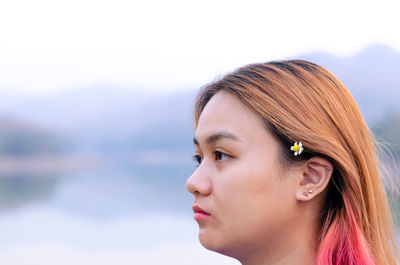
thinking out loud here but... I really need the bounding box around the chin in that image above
[198,232,238,258]
[199,231,220,250]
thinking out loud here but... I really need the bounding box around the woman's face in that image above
[186,90,299,259]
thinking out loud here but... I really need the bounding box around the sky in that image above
[0,0,399,95]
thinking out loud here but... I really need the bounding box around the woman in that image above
[186,60,399,265]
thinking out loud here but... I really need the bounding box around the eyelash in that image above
[192,151,229,167]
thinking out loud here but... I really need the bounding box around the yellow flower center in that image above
[293,145,299,152]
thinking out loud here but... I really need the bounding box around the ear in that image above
[294,156,333,201]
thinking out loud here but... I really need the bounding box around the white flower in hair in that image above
[290,141,304,156]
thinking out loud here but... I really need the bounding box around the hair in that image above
[193,60,399,265]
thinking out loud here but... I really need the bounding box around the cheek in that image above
[213,158,293,238]
[228,155,281,200]
[214,160,279,219]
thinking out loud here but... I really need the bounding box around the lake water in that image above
[2,158,397,265]
[0,165,239,265]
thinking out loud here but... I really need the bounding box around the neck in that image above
[238,217,319,265]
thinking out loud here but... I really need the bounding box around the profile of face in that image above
[186,90,311,260]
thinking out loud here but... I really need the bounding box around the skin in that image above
[186,90,333,265]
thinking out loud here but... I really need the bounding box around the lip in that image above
[192,205,211,220]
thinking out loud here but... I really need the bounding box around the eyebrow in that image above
[193,131,241,146]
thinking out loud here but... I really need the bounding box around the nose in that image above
[186,166,212,196]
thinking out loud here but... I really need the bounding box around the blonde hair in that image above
[193,60,399,265]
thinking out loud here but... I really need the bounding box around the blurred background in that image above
[0,0,399,264]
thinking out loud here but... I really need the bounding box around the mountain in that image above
[0,44,399,213]
[0,86,197,154]
[372,111,400,158]
[0,115,62,156]
[0,44,398,156]
[298,44,400,124]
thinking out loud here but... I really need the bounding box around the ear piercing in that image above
[303,166,330,197]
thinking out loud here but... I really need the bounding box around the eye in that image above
[192,154,202,167]
[215,151,229,161]
[191,151,230,167]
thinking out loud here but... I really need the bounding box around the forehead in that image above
[195,90,267,143]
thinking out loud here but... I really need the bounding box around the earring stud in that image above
[325,165,330,170]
